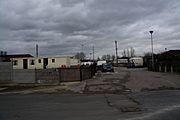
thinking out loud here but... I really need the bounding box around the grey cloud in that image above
[0,0,180,57]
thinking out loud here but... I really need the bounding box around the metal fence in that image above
[0,62,12,82]
[35,66,95,84]
[147,62,180,73]
[0,62,96,84]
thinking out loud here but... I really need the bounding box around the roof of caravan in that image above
[6,54,33,58]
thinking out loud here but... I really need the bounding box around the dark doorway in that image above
[43,58,48,69]
[23,59,28,69]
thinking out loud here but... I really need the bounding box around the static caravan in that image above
[44,56,79,68]
[12,57,36,69]
[117,57,129,67]
[46,56,71,68]
[12,56,78,69]
[129,57,143,67]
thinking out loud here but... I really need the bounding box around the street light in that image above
[149,30,154,71]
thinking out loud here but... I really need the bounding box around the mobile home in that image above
[12,56,79,69]
[129,57,143,67]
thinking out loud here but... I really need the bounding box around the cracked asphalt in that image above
[1,67,180,120]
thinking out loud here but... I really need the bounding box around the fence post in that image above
[35,68,37,84]
[164,66,167,73]
[171,66,173,73]
[11,60,13,81]
[80,66,82,82]
[58,68,61,85]
[90,65,93,78]
[159,65,161,72]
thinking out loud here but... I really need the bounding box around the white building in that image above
[12,56,79,69]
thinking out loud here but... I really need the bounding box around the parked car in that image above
[101,63,114,72]
[96,60,107,70]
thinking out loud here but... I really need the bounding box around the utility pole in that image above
[93,46,94,61]
[81,44,84,53]
[89,53,92,60]
[81,44,84,60]
[36,44,39,57]
[115,41,118,66]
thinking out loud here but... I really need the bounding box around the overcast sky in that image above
[0,0,180,58]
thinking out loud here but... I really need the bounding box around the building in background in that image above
[0,51,7,62]
[117,57,129,67]
[3,54,33,62]
[12,55,79,69]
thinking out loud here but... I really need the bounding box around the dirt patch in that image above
[104,94,141,112]
[84,83,131,94]
[84,68,131,94]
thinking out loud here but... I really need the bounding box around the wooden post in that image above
[58,68,61,85]
[80,66,82,82]
[35,68,37,84]
[164,66,167,73]
[11,59,13,81]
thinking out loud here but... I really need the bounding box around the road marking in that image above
[121,104,180,120]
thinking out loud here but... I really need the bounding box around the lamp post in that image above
[149,30,154,71]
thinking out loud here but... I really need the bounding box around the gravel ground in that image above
[123,68,180,93]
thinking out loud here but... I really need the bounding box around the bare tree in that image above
[106,54,111,61]
[122,49,126,57]
[101,54,111,61]
[101,55,107,60]
[144,52,152,57]
[127,48,130,57]
[122,47,135,58]
[97,57,101,61]
[130,47,135,57]
[111,55,115,61]
[75,52,86,60]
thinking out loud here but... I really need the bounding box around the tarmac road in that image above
[124,90,180,120]
[1,90,180,120]
[1,67,180,120]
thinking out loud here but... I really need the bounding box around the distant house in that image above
[11,55,78,69]
[0,51,8,62]
[161,50,180,57]
[144,50,180,72]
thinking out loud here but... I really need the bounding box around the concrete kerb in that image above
[0,86,66,95]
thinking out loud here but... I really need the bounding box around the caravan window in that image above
[38,59,41,63]
[13,60,18,66]
[52,59,55,63]
[30,60,35,65]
